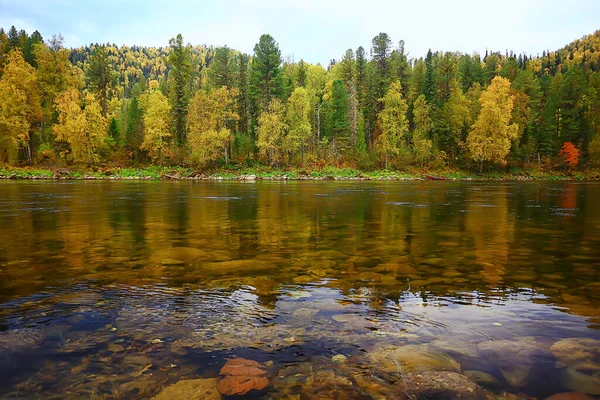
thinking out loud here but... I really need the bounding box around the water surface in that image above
[0,181,599,398]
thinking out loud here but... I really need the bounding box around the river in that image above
[0,180,599,399]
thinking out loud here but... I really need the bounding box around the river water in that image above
[0,181,599,399]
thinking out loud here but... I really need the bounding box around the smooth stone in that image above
[464,370,502,387]
[550,338,600,372]
[544,393,596,400]
[558,367,600,395]
[202,259,277,275]
[216,358,269,396]
[405,371,488,400]
[432,338,479,357]
[500,366,531,388]
[370,344,461,373]
[151,247,208,264]
[152,378,221,400]
[292,275,314,284]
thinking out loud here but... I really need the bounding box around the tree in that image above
[23,30,43,66]
[0,50,41,164]
[424,49,436,102]
[296,59,308,88]
[168,34,193,145]
[236,54,251,137]
[188,86,238,166]
[34,35,80,142]
[86,46,113,117]
[125,96,143,148]
[283,87,311,163]
[141,90,171,162]
[467,76,518,172]
[377,81,408,168]
[209,46,235,89]
[371,33,392,101]
[53,90,106,163]
[589,134,600,167]
[324,79,350,140]
[256,99,286,165]
[559,141,580,169]
[250,34,283,116]
[412,95,433,165]
[339,49,355,87]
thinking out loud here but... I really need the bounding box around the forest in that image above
[1,26,600,173]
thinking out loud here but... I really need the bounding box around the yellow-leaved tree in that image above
[53,89,107,163]
[33,37,82,142]
[467,76,518,172]
[140,90,171,163]
[187,86,238,167]
[412,94,433,166]
[0,50,41,164]
[257,99,287,165]
[283,87,311,164]
[377,81,408,169]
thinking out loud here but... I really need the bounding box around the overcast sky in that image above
[1,0,599,65]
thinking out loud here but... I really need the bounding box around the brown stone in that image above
[216,358,269,396]
[152,378,221,400]
[544,393,596,400]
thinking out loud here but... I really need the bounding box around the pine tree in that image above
[250,34,283,119]
[296,59,308,88]
[86,46,114,117]
[209,46,235,89]
[325,79,350,140]
[167,34,193,145]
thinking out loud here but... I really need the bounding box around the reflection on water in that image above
[0,181,599,399]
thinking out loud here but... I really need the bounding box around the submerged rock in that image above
[216,358,269,396]
[151,247,208,265]
[463,370,502,388]
[370,344,461,374]
[405,371,488,399]
[202,259,277,275]
[477,339,550,387]
[152,378,221,400]
[550,338,600,372]
[557,367,600,395]
[544,393,596,400]
[0,329,44,352]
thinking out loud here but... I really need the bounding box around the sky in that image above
[1,0,599,65]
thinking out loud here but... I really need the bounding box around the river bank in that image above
[1,165,599,181]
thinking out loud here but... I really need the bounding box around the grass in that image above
[1,164,599,181]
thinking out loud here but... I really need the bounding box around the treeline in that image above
[1,25,600,171]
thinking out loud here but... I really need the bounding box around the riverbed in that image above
[0,181,599,398]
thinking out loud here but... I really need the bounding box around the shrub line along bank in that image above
[1,167,598,181]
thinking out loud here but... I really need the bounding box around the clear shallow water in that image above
[0,180,599,399]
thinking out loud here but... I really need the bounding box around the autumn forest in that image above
[1,26,600,173]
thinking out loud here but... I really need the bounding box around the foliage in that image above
[140,90,171,162]
[283,87,311,159]
[412,94,433,165]
[168,34,193,145]
[1,24,600,174]
[377,81,408,167]
[0,50,41,163]
[558,141,580,169]
[257,99,286,165]
[467,76,518,171]
[188,86,238,166]
[53,90,106,163]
